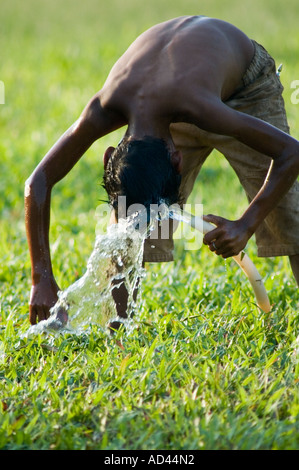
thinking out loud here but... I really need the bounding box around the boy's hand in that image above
[29,276,60,325]
[203,214,252,258]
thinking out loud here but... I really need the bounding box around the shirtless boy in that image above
[25,16,299,325]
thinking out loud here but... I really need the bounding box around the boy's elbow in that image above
[24,170,49,203]
[291,144,299,174]
[282,141,299,174]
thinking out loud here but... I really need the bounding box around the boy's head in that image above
[102,136,182,217]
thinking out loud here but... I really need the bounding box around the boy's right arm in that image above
[25,94,125,324]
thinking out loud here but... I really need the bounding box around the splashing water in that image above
[24,213,148,337]
[23,203,189,338]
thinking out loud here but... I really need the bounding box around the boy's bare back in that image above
[100,16,255,122]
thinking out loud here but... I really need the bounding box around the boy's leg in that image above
[289,254,299,286]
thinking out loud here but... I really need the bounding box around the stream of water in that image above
[23,204,194,337]
[24,212,149,336]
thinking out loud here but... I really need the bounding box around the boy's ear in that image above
[103,146,115,168]
[170,150,183,174]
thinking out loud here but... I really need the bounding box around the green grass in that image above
[0,0,298,450]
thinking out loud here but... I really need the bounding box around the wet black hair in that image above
[102,136,181,216]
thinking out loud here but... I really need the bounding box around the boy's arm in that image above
[193,95,299,257]
[25,94,125,324]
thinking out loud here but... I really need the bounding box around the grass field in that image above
[0,0,298,450]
